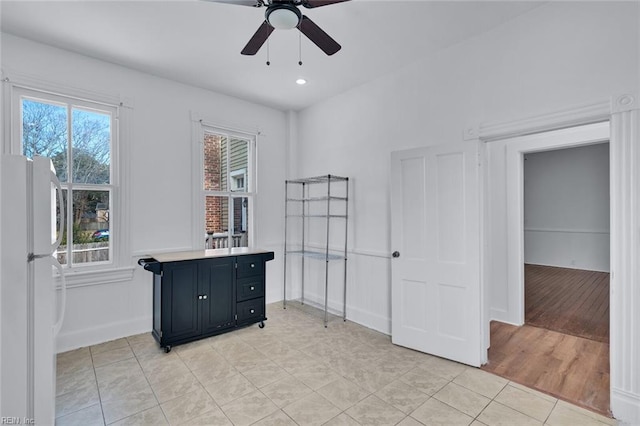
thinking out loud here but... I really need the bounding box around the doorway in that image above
[481,123,612,416]
[523,142,610,343]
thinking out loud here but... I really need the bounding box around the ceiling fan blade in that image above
[241,21,274,55]
[298,15,341,55]
[204,0,263,7]
[302,0,350,9]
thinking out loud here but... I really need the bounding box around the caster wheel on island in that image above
[258,321,265,329]
[164,345,172,353]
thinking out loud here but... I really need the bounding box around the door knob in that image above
[392,251,400,258]
[250,286,255,291]
[198,295,203,300]
[203,295,208,300]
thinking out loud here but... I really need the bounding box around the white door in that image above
[390,142,484,367]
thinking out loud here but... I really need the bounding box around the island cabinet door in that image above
[162,261,200,342]
[199,257,235,334]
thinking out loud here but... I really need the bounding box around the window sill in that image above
[54,266,136,289]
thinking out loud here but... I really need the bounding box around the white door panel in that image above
[391,142,483,367]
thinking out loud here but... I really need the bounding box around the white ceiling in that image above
[0,0,544,111]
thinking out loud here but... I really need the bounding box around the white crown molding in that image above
[463,126,479,141]
[611,92,639,114]
[466,99,612,142]
[468,92,639,143]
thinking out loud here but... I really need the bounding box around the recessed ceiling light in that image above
[296,78,307,85]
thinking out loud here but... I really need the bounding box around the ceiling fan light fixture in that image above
[296,78,307,85]
[266,4,301,30]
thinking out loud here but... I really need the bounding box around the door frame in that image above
[503,122,610,324]
[473,92,639,423]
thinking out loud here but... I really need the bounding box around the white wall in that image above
[0,14,4,415]
[294,4,640,419]
[295,1,638,335]
[0,34,289,352]
[523,143,610,272]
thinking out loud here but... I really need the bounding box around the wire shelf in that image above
[286,196,348,202]
[286,214,347,218]
[285,250,345,261]
[286,174,348,184]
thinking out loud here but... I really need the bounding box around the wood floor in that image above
[482,321,610,416]
[482,265,611,416]
[525,264,609,343]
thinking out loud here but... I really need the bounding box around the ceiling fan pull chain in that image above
[298,31,303,66]
[266,38,271,66]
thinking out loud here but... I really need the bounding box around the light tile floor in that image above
[55,303,618,426]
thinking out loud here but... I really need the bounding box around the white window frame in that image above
[192,117,257,250]
[3,74,134,287]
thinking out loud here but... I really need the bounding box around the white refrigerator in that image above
[0,155,67,424]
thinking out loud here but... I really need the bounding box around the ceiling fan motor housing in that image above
[265,3,302,29]
[231,0,347,56]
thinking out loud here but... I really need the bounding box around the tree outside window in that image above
[22,96,114,266]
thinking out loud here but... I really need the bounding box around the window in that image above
[201,128,255,249]
[17,88,117,268]
[231,169,246,191]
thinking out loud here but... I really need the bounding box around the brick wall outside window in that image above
[204,133,223,233]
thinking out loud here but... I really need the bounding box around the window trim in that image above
[2,73,134,285]
[19,90,117,268]
[191,113,258,250]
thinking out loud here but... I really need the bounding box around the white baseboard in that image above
[489,308,521,326]
[56,316,152,353]
[346,305,391,336]
[612,387,640,425]
[288,292,392,336]
[291,292,344,318]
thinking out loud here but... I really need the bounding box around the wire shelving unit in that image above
[283,174,348,327]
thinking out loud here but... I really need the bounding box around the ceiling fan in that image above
[209,0,350,56]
